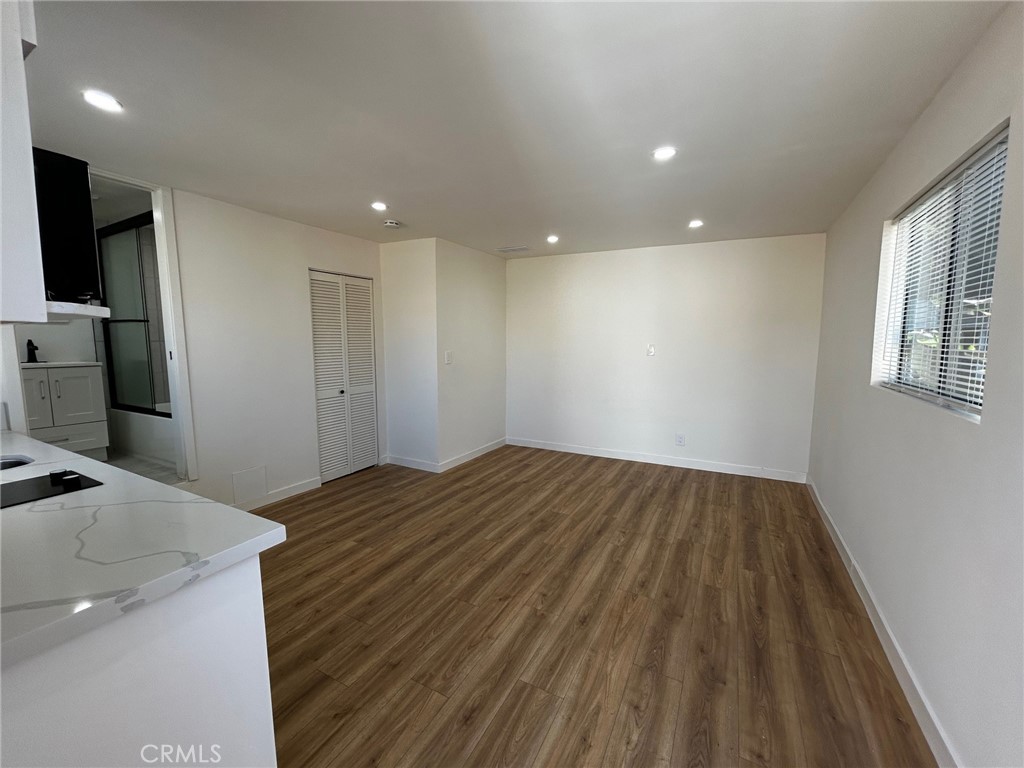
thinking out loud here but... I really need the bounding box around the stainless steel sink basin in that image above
[0,455,34,470]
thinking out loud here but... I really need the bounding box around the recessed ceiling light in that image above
[83,89,123,113]
[371,201,388,212]
[652,146,677,162]
[688,219,704,229]
[546,234,559,244]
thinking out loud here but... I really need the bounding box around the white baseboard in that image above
[236,477,321,512]
[438,439,506,472]
[383,439,507,474]
[805,480,958,767]
[382,454,442,473]
[384,438,805,483]
[505,437,807,483]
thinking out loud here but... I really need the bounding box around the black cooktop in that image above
[1,470,103,509]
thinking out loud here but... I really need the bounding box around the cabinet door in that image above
[48,367,105,426]
[21,368,53,429]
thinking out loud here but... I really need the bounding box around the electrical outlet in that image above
[674,433,686,447]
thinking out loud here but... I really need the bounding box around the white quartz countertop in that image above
[20,361,101,368]
[0,431,286,668]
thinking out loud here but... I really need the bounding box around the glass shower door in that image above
[99,217,171,416]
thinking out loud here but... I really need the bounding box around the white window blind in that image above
[878,131,1008,416]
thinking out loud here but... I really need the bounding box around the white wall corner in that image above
[0,325,28,433]
[506,437,807,483]
[381,454,442,473]
[437,438,506,472]
[235,477,322,512]
[805,479,960,768]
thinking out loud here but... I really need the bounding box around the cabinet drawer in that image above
[30,421,110,454]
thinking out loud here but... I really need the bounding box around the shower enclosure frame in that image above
[97,210,169,418]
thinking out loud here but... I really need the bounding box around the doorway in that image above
[90,171,197,483]
[309,270,378,482]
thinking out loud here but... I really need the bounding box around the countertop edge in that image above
[1,524,285,669]
[1,430,288,669]
[19,362,103,368]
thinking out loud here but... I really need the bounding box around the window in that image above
[875,129,1008,418]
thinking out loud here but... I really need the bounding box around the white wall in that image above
[13,320,97,364]
[808,7,1023,767]
[1,326,28,432]
[108,409,176,465]
[380,239,439,467]
[435,239,506,466]
[506,234,825,480]
[380,237,506,470]
[171,191,385,507]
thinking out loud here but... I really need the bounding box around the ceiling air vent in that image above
[495,245,529,254]
[383,219,401,228]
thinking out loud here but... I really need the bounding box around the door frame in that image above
[90,168,198,481]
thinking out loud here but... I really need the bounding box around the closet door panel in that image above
[343,277,378,472]
[310,275,346,400]
[315,398,350,482]
[348,391,377,471]
[310,272,351,482]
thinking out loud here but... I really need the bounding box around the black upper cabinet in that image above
[33,147,102,303]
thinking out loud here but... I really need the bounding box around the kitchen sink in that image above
[0,455,34,470]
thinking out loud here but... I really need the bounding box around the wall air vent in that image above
[495,245,529,254]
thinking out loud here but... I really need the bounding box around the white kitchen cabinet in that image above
[19,0,38,56]
[1,432,283,768]
[28,422,110,454]
[1,0,46,323]
[20,363,109,455]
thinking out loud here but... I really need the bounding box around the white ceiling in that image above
[26,2,1002,257]
[90,176,152,226]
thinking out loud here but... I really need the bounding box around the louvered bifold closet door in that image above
[310,272,352,482]
[343,277,378,472]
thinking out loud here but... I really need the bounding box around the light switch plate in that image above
[646,344,656,356]
[444,350,454,365]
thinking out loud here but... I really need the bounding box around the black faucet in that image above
[26,339,39,364]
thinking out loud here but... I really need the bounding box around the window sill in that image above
[873,381,982,424]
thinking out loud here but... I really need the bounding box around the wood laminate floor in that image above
[257,446,936,768]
